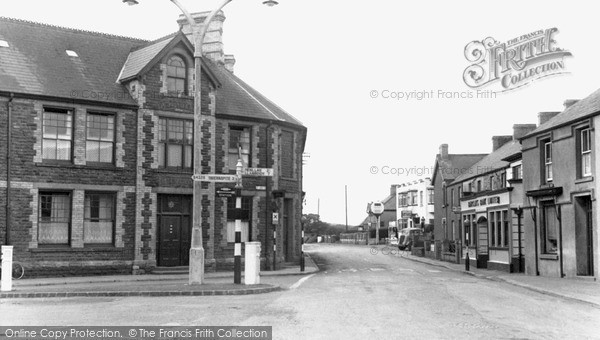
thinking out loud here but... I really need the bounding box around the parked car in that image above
[397,228,422,250]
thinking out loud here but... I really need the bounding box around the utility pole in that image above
[345,185,348,232]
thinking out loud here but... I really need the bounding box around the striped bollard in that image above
[234,159,243,284]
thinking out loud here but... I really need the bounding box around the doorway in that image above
[157,195,192,267]
[575,195,594,276]
[282,198,295,262]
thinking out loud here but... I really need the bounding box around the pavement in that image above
[368,244,600,309]
[0,255,319,299]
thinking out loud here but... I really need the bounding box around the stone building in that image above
[0,13,306,276]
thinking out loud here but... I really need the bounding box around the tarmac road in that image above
[1,244,599,339]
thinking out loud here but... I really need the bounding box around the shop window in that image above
[541,202,558,254]
[84,193,115,244]
[38,192,71,245]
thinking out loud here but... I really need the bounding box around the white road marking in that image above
[396,268,413,272]
[370,268,385,272]
[290,274,316,290]
[428,270,441,273]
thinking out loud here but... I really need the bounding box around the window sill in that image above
[489,246,509,250]
[507,179,523,184]
[36,162,124,171]
[30,246,123,253]
[155,168,193,174]
[575,177,594,184]
[540,253,559,260]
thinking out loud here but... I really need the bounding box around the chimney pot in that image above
[177,11,227,64]
[224,54,236,73]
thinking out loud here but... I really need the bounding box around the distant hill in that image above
[303,213,360,237]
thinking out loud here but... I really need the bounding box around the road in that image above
[1,244,599,339]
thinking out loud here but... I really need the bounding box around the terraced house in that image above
[0,13,306,277]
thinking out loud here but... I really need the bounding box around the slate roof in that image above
[524,87,600,138]
[0,17,305,129]
[453,140,521,183]
[432,153,487,184]
[0,17,141,106]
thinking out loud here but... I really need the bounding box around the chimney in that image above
[439,144,449,160]
[177,11,228,64]
[538,112,560,126]
[513,124,537,140]
[492,135,512,151]
[224,54,236,73]
[564,99,579,110]
[390,185,398,197]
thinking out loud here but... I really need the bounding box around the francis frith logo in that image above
[463,28,572,91]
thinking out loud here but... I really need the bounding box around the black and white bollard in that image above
[234,159,243,284]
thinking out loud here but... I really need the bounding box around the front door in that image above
[157,195,192,267]
[575,196,594,276]
[159,216,181,267]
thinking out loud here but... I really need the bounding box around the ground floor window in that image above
[541,202,558,254]
[39,192,71,244]
[489,209,509,247]
[463,214,476,246]
[227,196,251,242]
[84,192,115,244]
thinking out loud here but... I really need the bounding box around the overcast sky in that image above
[2,0,598,225]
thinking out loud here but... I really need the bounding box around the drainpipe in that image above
[558,204,564,278]
[5,93,13,246]
[265,121,272,270]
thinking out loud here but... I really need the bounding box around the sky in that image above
[2,0,599,225]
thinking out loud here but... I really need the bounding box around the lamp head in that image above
[262,0,279,6]
[123,0,139,5]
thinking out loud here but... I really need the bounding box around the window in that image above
[42,107,72,160]
[419,191,423,207]
[450,189,454,208]
[541,202,558,254]
[489,176,494,190]
[476,180,482,192]
[167,55,186,95]
[544,141,553,182]
[580,128,592,177]
[38,192,71,245]
[500,172,506,188]
[158,118,193,169]
[226,196,251,242]
[410,191,417,206]
[496,211,502,247]
[84,193,115,244]
[427,189,434,204]
[229,126,250,171]
[512,165,522,180]
[503,211,509,247]
[467,182,472,193]
[489,211,496,247]
[463,214,476,246]
[86,112,114,163]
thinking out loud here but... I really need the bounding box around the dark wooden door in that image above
[159,216,181,267]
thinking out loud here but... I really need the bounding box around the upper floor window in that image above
[543,141,553,182]
[427,189,434,204]
[419,191,423,207]
[489,175,494,190]
[86,112,115,163]
[450,189,454,207]
[500,172,506,188]
[476,180,482,192]
[158,118,193,169]
[399,193,408,207]
[512,165,522,180]
[579,128,592,177]
[167,55,187,95]
[410,191,417,206]
[42,107,72,161]
[229,126,250,171]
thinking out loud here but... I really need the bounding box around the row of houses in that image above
[0,13,306,277]
[374,94,599,279]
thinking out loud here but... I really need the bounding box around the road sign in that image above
[216,188,236,198]
[371,201,385,215]
[191,174,238,182]
[242,168,274,177]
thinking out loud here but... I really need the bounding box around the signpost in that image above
[242,168,274,177]
[191,174,238,183]
[370,201,385,245]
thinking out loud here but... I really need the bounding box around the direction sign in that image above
[242,168,274,177]
[216,188,236,198]
[371,201,385,215]
[191,174,238,182]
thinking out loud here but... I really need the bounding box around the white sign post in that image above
[370,201,384,245]
[191,174,239,183]
[1,246,13,292]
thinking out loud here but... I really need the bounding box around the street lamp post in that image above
[123,0,277,285]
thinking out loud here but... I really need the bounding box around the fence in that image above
[339,232,368,245]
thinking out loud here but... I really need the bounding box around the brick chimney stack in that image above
[538,112,560,126]
[513,124,537,140]
[564,99,579,110]
[492,135,512,151]
[177,11,233,70]
[439,144,449,160]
